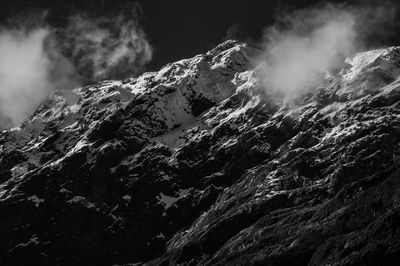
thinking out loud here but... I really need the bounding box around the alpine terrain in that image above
[1,40,400,265]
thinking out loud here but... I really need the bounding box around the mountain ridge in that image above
[1,40,400,265]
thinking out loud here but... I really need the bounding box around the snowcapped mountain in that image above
[1,40,400,265]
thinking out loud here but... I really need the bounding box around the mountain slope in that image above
[1,40,400,265]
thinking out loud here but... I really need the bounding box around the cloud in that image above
[0,6,152,129]
[224,23,246,42]
[258,2,398,103]
[0,28,52,128]
[55,10,153,84]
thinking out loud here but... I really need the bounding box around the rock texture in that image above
[1,40,400,265]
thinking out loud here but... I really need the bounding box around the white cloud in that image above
[0,28,51,128]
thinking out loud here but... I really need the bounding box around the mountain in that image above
[1,40,400,265]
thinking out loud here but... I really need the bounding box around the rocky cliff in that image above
[1,40,400,265]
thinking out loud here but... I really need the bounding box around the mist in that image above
[259,2,398,103]
[0,7,152,129]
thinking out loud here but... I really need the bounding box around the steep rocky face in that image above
[1,40,400,265]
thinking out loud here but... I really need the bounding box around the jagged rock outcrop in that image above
[1,40,400,265]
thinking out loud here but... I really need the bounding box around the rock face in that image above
[1,40,400,265]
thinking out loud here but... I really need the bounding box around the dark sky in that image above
[0,0,396,71]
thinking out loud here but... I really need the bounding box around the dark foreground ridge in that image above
[1,40,400,265]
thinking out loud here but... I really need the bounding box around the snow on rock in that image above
[337,46,400,99]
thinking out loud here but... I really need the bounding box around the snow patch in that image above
[158,189,191,209]
[159,193,178,209]
[11,235,40,250]
[67,196,96,209]
[122,195,131,201]
[27,195,44,207]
